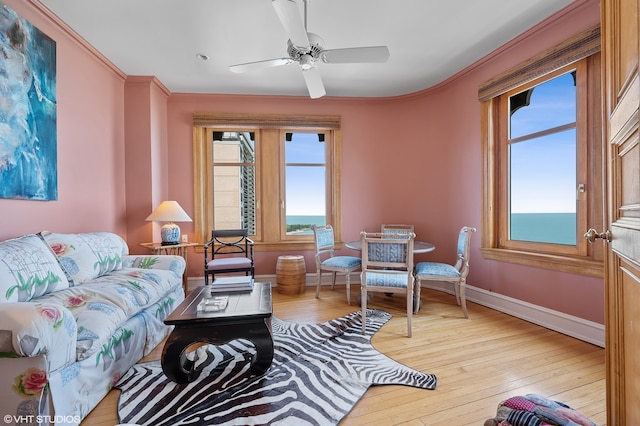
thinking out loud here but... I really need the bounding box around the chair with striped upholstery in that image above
[381,223,415,237]
[414,226,476,318]
[312,225,361,305]
[360,231,415,337]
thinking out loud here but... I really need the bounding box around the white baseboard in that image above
[187,275,605,348]
[421,281,605,348]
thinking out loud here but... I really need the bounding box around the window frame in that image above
[209,130,259,237]
[499,63,587,255]
[193,113,342,252]
[280,130,332,241]
[479,26,605,277]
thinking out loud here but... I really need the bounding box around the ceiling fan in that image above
[229,0,390,99]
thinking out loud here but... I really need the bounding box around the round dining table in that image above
[344,240,435,253]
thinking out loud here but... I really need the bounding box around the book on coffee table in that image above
[197,295,229,312]
[210,276,254,293]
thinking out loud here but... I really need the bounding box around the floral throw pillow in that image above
[43,232,129,285]
[0,234,70,302]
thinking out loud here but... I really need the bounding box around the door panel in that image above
[621,263,640,426]
[602,0,640,423]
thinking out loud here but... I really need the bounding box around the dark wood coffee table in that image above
[161,282,273,384]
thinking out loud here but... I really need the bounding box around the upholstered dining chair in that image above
[381,224,415,241]
[381,224,415,235]
[203,229,254,285]
[360,231,415,337]
[312,225,362,305]
[414,226,476,318]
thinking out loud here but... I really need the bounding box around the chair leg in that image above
[316,270,322,299]
[345,273,351,305]
[459,279,469,319]
[361,283,367,334]
[414,278,422,314]
[453,280,461,305]
[331,272,337,290]
[406,285,413,338]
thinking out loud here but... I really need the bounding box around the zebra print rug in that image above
[115,309,437,425]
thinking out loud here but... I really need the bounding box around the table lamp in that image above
[146,201,192,245]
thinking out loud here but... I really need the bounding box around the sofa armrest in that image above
[0,303,77,371]
[123,255,186,278]
[0,355,52,423]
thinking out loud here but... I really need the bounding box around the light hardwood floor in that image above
[82,284,606,425]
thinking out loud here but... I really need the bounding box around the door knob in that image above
[584,228,612,243]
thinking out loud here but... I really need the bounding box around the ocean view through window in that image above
[286,215,326,234]
[479,29,603,276]
[193,112,343,250]
[285,132,326,235]
[510,213,576,245]
[508,70,577,246]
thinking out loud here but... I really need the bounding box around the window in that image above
[503,65,584,252]
[479,26,605,277]
[193,113,342,251]
[284,132,327,235]
[211,131,256,234]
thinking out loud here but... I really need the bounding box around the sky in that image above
[283,72,578,217]
[285,132,326,216]
[509,71,577,214]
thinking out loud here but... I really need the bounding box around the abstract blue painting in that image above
[0,2,57,200]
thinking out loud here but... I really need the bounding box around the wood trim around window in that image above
[480,34,605,278]
[193,113,343,252]
[478,25,600,102]
[193,112,341,129]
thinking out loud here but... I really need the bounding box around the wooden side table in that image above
[140,242,199,293]
[275,255,306,294]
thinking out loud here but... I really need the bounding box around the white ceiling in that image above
[39,0,574,98]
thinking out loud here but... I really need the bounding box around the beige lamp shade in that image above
[146,201,192,222]
[146,201,192,245]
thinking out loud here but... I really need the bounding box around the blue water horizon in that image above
[287,214,576,245]
[286,215,326,234]
[286,215,326,226]
[511,212,576,245]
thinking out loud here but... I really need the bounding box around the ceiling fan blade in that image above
[301,66,326,99]
[272,0,310,49]
[321,46,390,64]
[230,58,293,73]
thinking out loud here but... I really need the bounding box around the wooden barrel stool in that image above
[276,255,306,294]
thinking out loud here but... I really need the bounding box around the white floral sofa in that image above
[0,232,186,425]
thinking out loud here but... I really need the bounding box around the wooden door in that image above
[601,0,640,424]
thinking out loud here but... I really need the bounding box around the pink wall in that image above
[123,76,171,252]
[159,0,604,323]
[1,0,604,324]
[2,0,128,239]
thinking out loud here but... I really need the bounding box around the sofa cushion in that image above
[36,286,131,360]
[35,265,182,360]
[123,255,186,279]
[0,235,70,303]
[90,267,182,310]
[43,232,129,285]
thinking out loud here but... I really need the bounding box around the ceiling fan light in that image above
[300,54,314,70]
[230,0,386,99]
